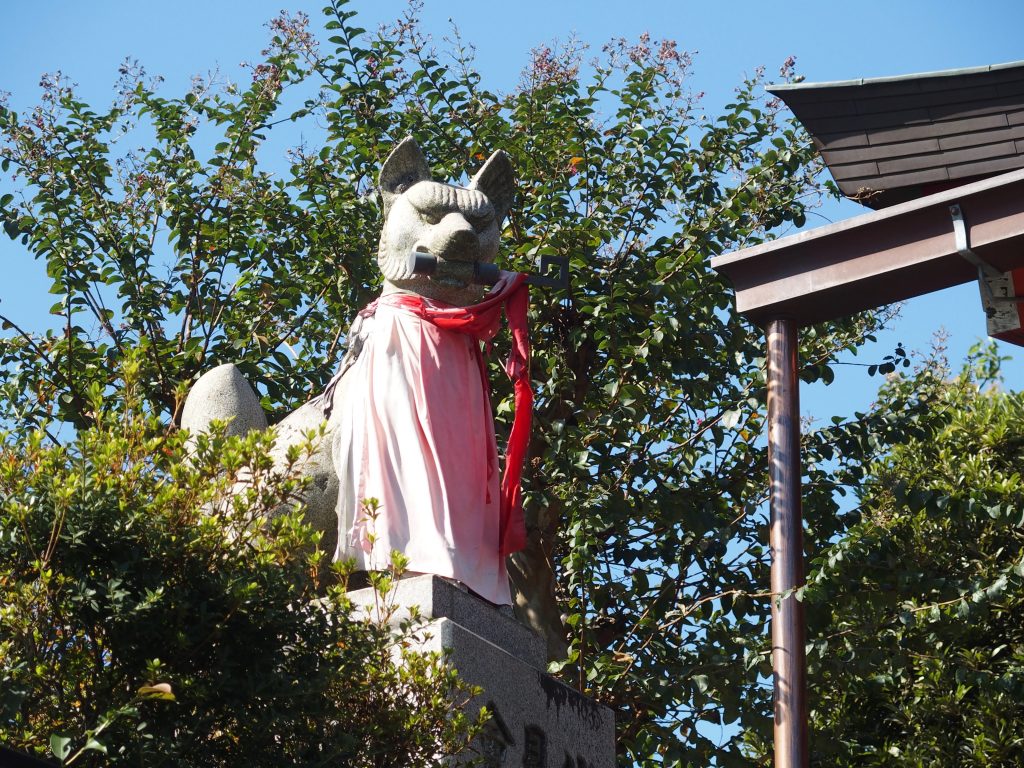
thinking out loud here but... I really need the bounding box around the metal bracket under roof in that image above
[951,204,1003,280]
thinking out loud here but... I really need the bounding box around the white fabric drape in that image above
[331,299,511,605]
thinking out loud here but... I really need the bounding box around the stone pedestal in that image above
[348,575,615,767]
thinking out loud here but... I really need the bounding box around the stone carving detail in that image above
[376,136,513,307]
[523,724,547,767]
[480,702,514,766]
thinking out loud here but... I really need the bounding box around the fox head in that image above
[376,137,515,306]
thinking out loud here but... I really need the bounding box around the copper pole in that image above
[766,317,808,768]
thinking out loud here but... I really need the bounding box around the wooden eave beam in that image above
[711,168,1024,326]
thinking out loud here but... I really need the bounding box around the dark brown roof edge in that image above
[710,168,1024,326]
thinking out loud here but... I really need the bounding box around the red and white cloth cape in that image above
[329,272,530,605]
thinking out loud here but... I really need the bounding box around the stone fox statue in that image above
[181,137,530,606]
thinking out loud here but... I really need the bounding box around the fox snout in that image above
[419,213,482,263]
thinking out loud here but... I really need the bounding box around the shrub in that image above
[0,359,479,766]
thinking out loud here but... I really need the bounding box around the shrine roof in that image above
[768,61,1024,209]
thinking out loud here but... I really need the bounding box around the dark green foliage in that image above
[0,3,894,764]
[0,359,478,766]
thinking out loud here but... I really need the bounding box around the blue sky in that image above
[2,0,1023,420]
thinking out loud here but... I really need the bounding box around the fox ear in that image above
[379,137,432,213]
[469,150,515,223]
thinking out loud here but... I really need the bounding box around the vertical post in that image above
[766,317,808,768]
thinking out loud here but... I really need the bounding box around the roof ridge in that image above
[767,60,1024,93]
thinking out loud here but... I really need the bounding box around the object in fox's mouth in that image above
[408,247,569,289]
[407,248,502,286]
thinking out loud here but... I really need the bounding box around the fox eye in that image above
[466,211,494,230]
[420,208,444,225]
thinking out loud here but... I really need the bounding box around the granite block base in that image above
[348,575,615,767]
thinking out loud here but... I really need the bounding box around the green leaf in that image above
[50,734,72,762]
[82,737,107,754]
